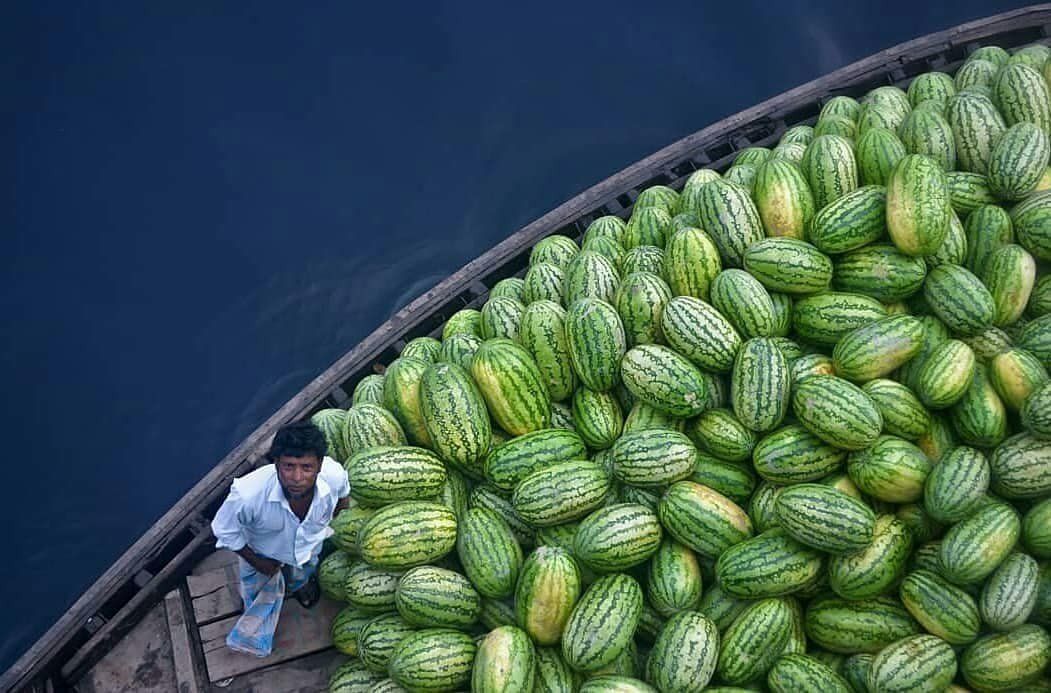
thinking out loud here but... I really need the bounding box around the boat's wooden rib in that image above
[5,5,1051,691]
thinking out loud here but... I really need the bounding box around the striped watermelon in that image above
[456,507,523,599]
[484,427,586,491]
[573,503,662,572]
[658,481,753,559]
[960,625,1051,692]
[803,134,858,211]
[940,500,1020,584]
[848,435,932,503]
[401,337,442,363]
[742,238,832,295]
[620,245,665,277]
[946,90,1007,175]
[980,552,1040,631]
[792,375,883,450]
[357,501,458,570]
[513,460,611,526]
[899,569,981,644]
[491,278,526,302]
[624,206,672,249]
[561,574,642,672]
[394,565,480,629]
[857,127,907,186]
[994,62,1051,132]
[886,154,950,257]
[686,407,756,462]
[523,262,566,305]
[471,338,551,435]
[1012,190,1051,260]
[480,296,525,341]
[519,300,577,402]
[1022,380,1051,438]
[752,423,846,483]
[383,357,434,448]
[620,344,709,417]
[583,216,627,247]
[345,446,446,506]
[571,387,622,450]
[990,347,1049,409]
[909,71,956,107]
[731,337,790,432]
[661,295,741,372]
[565,298,626,392]
[833,314,924,382]
[805,594,920,654]
[420,362,491,473]
[563,251,621,306]
[359,613,417,673]
[753,158,814,240]
[646,539,703,617]
[923,264,995,336]
[533,647,577,693]
[900,109,956,171]
[922,445,990,523]
[715,529,823,598]
[827,514,912,600]
[710,268,777,339]
[861,379,930,440]
[610,429,694,487]
[439,333,482,371]
[388,628,476,692]
[331,606,372,656]
[832,243,928,302]
[663,227,721,300]
[343,403,407,458]
[515,545,581,646]
[472,626,536,693]
[328,660,380,691]
[774,483,876,554]
[646,611,719,692]
[767,654,853,693]
[716,598,794,685]
[988,122,1051,200]
[614,272,671,347]
[352,373,386,406]
[695,179,765,267]
[989,431,1051,498]
[867,634,957,693]
[531,235,580,270]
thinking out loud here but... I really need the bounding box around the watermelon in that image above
[804,594,920,654]
[388,628,476,692]
[620,344,709,417]
[663,227,721,299]
[886,154,950,257]
[472,626,536,693]
[961,625,1051,692]
[867,634,957,693]
[513,460,611,526]
[573,503,662,572]
[716,597,794,685]
[561,574,642,672]
[899,569,981,644]
[715,529,823,598]
[827,514,912,600]
[695,179,765,267]
[645,611,719,692]
[472,338,551,435]
[732,337,790,433]
[456,507,523,599]
[988,122,1051,200]
[774,483,876,554]
[345,446,446,507]
[658,480,753,559]
[357,501,458,570]
[940,500,1020,585]
[753,158,814,240]
[419,362,491,473]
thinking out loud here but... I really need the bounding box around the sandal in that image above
[292,574,321,609]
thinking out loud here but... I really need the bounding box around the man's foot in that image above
[292,574,320,609]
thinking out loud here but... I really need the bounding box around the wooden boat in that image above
[5,5,1051,691]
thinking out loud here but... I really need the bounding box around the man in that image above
[211,419,350,657]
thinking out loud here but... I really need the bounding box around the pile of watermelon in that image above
[312,41,1051,693]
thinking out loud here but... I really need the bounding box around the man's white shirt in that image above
[211,457,350,567]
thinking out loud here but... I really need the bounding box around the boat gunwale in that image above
[6,4,1051,690]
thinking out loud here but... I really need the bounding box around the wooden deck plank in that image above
[191,549,239,576]
[186,560,244,624]
[219,649,346,693]
[75,601,176,693]
[164,589,202,693]
[199,597,341,682]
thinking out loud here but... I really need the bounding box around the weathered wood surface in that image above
[218,649,345,693]
[73,601,176,693]
[187,562,243,625]
[199,598,341,683]
[6,5,1051,691]
[164,589,203,693]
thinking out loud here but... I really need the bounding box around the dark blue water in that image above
[2,0,1024,673]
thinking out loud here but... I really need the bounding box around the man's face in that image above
[276,454,320,500]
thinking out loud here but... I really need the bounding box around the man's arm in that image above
[333,495,350,517]
[211,484,281,577]
[235,545,282,577]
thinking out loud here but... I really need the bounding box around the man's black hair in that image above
[267,420,328,462]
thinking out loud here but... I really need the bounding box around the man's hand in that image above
[237,546,282,577]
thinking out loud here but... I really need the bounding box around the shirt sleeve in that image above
[332,461,350,499]
[211,483,249,552]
